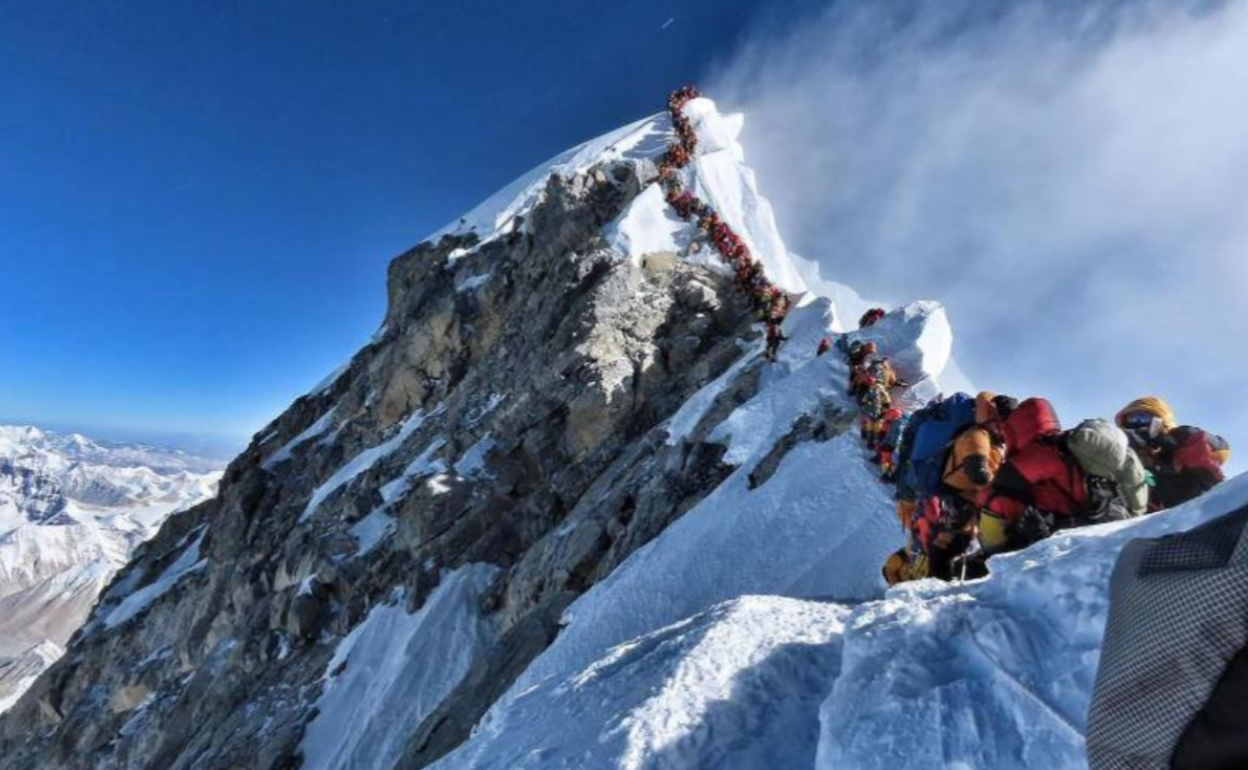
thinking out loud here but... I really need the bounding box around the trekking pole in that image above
[958,536,983,583]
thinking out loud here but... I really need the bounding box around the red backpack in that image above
[1171,428,1228,481]
[1002,398,1062,454]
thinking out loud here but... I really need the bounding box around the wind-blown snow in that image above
[299,564,500,770]
[684,99,807,296]
[256,92,1244,770]
[102,530,206,629]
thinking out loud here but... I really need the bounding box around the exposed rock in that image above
[0,159,765,770]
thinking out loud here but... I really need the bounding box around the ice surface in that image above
[299,564,500,770]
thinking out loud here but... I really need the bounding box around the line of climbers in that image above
[658,85,792,361]
[656,84,1232,587]
[819,310,1233,585]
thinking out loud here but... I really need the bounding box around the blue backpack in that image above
[901,392,977,498]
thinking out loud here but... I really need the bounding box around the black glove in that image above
[1014,506,1054,546]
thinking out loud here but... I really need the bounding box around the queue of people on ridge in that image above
[660,85,792,362]
[822,308,1233,585]
[657,83,1232,577]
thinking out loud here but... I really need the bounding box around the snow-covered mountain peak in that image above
[0,86,1219,770]
[0,424,222,713]
[427,112,669,247]
[604,95,809,296]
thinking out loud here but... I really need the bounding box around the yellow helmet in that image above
[1116,397,1177,433]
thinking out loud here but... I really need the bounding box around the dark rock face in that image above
[0,159,768,770]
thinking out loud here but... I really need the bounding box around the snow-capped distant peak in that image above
[0,423,223,714]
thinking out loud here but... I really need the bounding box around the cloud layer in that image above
[711,0,1248,469]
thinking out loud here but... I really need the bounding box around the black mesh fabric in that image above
[1087,503,1248,770]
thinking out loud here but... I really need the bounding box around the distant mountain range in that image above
[0,424,223,712]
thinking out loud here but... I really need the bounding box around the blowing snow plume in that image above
[710,0,1248,469]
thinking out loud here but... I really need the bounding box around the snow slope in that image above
[438,597,850,770]
[405,95,1241,770]
[299,564,500,770]
[431,297,961,770]
[606,97,806,295]
[0,424,222,712]
[429,481,1248,770]
[432,336,1247,770]
[428,113,671,248]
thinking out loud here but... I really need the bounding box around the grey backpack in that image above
[1065,418,1149,515]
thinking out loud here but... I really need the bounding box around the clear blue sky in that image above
[0,0,818,456]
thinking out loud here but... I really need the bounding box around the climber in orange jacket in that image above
[941,392,1015,505]
[1116,396,1231,510]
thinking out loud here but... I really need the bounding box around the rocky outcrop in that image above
[0,156,774,770]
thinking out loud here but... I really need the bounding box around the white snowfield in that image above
[440,596,851,770]
[0,424,222,713]
[297,100,1237,769]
